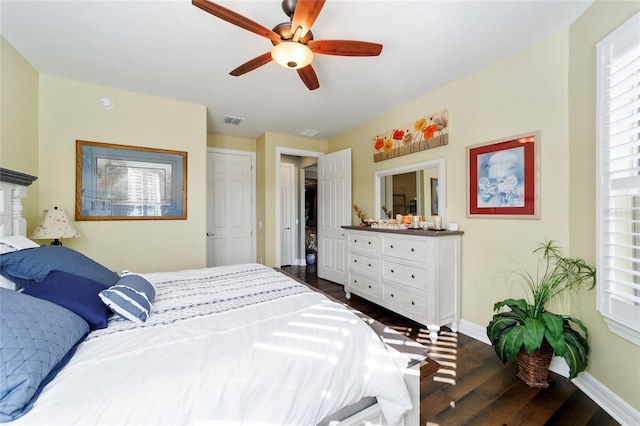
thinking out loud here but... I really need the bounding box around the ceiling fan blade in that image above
[297,65,319,90]
[291,0,326,40]
[229,52,273,76]
[308,40,383,56]
[192,0,281,43]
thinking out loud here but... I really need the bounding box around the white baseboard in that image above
[458,319,640,425]
[573,372,640,426]
[459,319,490,344]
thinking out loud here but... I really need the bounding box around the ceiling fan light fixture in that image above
[271,42,313,69]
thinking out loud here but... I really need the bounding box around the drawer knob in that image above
[411,301,415,305]
[368,263,372,267]
[354,279,358,283]
[368,241,371,245]
[390,293,394,297]
[368,285,372,289]
[390,269,394,273]
[354,259,358,263]
[390,244,394,249]
[411,248,415,252]
[411,274,415,279]
[354,239,357,243]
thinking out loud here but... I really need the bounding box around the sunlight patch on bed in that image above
[272,331,344,350]
[253,342,327,360]
[287,321,340,332]
[301,312,357,324]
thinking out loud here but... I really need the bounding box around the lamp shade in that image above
[31,207,80,242]
[271,42,313,69]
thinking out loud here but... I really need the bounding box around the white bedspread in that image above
[12,264,411,425]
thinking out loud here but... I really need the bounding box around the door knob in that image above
[206,232,215,236]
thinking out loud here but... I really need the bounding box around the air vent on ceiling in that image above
[299,128,320,137]
[223,115,244,125]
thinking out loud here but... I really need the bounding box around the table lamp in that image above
[30,206,81,246]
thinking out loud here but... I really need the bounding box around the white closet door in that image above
[206,150,255,267]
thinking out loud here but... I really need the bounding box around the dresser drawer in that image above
[383,286,427,319]
[382,260,431,291]
[349,252,379,277]
[348,273,382,300]
[382,236,430,262]
[348,232,380,254]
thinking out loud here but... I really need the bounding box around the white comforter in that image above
[13,264,411,425]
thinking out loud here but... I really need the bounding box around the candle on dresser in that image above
[433,215,442,230]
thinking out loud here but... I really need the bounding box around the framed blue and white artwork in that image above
[467,131,540,219]
[76,140,187,220]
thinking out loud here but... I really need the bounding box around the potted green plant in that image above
[486,240,596,387]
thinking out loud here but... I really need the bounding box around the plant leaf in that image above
[540,313,564,355]
[499,326,525,360]
[563,315,589,341]
[522,317,545,353]
[487,314,518,345]
[493,298,528,314]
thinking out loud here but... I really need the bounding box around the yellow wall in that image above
[37,74,208,273]
[332,29,572,323]
[207,133,255,152]
[569,0,640,410]
[0,37,40,227]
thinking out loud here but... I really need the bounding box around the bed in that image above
[0,169,428,425]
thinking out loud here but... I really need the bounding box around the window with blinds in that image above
[596,12,640,346]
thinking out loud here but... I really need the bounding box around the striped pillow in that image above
[99,274,156,324]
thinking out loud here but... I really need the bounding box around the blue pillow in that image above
[99,274,156,324]
[0,246,119,289]
[0,288,89,422]
[22,271,112,330]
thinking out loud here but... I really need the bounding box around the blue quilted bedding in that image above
[0,288,89,422]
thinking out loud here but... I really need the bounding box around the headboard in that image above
[0,168,38,237]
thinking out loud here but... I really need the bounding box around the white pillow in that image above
[0,276,16,290]
[0,236,39,289]
[0,236,39,252]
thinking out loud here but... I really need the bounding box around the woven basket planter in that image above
[516,342,554,388]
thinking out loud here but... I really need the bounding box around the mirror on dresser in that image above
[373,158,446,225]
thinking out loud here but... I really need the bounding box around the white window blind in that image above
[596,11,640,346]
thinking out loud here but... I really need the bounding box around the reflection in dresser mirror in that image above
[373,159,446,225]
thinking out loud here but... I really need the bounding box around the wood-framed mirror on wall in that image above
[373,158,446,225]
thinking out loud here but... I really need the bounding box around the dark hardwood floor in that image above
[282,265,620,426]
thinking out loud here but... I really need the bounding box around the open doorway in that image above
[275,147,351,281]
[304,167,317,265]
[277,150,322,267]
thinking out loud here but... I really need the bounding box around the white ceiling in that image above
[1,0,592,141]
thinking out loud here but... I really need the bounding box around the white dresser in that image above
[343,226,462,342]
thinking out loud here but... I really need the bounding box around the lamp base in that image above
[51,239,63,246]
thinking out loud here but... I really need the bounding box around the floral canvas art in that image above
[373,110,448,162]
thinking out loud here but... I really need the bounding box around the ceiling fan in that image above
[192,0,383,90]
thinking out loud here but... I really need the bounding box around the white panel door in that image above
[207,151,254,267]
[317,148,351,284]
[280,163,294,266]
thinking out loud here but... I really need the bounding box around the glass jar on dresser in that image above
[342,226,463,342]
